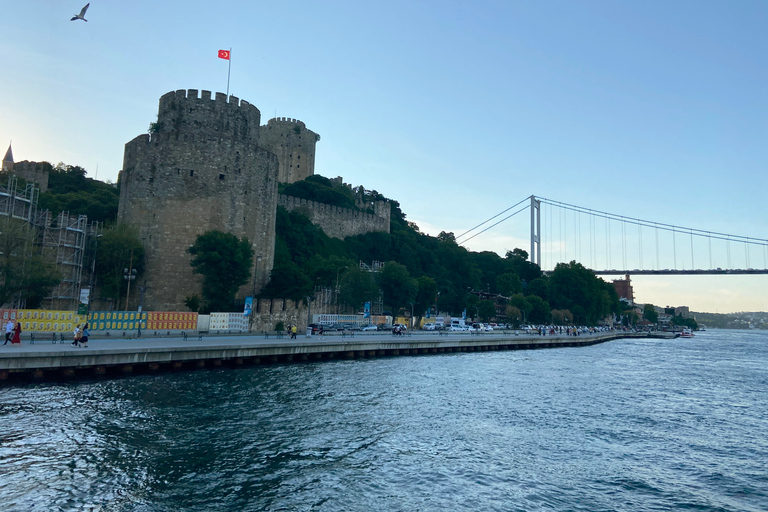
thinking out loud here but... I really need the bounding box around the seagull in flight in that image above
[70,3,89,22]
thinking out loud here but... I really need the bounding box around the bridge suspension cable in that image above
[453,195,768,272]
[535,196,768,247]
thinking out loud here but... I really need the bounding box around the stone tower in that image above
[258,117,319,183]
[118,89,279,311]
[2,143,13,172]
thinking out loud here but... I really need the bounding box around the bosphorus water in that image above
[1,330,766,511]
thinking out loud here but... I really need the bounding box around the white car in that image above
[450,325,468,331]
[361,324,378,331]
[422,323,437,331]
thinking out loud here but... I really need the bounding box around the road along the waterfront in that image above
[0,330,670,383]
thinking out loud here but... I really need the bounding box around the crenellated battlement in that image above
[266,117,307,129]
[154,89,261,145]
[279,194,390,239]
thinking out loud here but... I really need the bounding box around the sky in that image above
[1,1,766,314]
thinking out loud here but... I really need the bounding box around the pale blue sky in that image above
[1,1,766,313]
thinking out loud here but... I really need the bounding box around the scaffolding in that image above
[0,175,37,222]
[34,211,99,310]
[0,174,100,310]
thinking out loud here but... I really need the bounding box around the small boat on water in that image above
[680,328,694,338]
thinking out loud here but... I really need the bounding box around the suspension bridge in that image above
[456,196,768,276]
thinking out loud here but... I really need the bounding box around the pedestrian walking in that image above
[72,324,82,347]
[11,322,21,344]
[291,325,297,339]
[80,324,89,348]
[4,319,12,345]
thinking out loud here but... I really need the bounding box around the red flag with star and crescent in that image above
[218,49,230,60]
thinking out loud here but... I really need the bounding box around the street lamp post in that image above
[123,247,136,312]
[136,283,147,337]
[408,302,414,329]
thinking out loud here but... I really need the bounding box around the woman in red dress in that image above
[11,322,21,344]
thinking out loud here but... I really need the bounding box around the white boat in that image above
[680,328,694,338]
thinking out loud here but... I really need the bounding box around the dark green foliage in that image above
[0,217,60,308]
[338,266,377,311]
[184,294,203,313]
[478,299,496,322]
[259,262,313,303]
[94,224,145,304]
[37,163,120,223]
[377,261,417,316]
[643,303,659,323]
[547,261,620,325]
[414,276,437,319]
[526,295,551,324]
[267,184,620,325]
[672,315,699,330]
[279,175,357,209]
[188,231,254,312]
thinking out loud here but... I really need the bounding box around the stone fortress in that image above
[118,89,391,311]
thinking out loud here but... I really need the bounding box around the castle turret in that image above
[118,89,278,311]
[258,117,319,183]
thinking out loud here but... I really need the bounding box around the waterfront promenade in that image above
[0,330,671,383]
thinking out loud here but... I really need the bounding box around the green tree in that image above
[377,261,417,317]
[526,295,551,324]
[0,217,60,308]
[477,299,496,322]
[414,276,438,321]
[338,266,377,311]
[509,294,532,323]
[38,163,120,223]
[497,272,523,296]
[505,305,522,327]
[188,230,254,312]
[95,224,145,305]
[643,303,659,323]
[551,309,573,325]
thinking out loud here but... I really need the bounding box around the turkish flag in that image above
[218,49,230,60]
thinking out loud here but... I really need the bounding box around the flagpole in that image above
[226,47,232,97]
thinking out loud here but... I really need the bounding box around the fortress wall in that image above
[259,117,319,183]
[119,129,279,311]
[278,194,390,239]
[252,297,307,332]
[9,161,50,193]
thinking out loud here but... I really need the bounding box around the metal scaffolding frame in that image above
[0,175,99,310]
[0,175,37,222]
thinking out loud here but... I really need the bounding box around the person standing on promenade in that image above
[4,319,12,345]
[80,324,89,348]
[11,322,21,344]
[291,325,297,339]
[72,324,81,347]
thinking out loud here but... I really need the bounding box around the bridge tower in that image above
[530,195,541,267]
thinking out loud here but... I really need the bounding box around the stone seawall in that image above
[0,333,650,383]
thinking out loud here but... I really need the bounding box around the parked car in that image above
[361,324,378,331]
[308,323,324,334]
[422,323,437,331]
[450,325,468,331]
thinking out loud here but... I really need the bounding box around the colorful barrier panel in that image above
[88,311,147,332]
[16,310,87,333]
[0,309,18,322]
[209,312,248,332]
[146,312,197,331]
